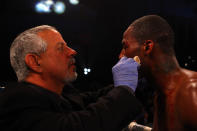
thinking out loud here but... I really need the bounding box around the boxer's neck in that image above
[146,55,183,92]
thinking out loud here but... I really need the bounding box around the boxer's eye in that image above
[122,42,128,49]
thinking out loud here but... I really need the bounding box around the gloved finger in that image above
[126,58,135,63]
[119,56,128,62]
[133,61,141,69]
[125,58,141,68]
[117,56,128,64]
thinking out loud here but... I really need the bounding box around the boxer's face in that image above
[122,27,152,76]
[122,27,144,60]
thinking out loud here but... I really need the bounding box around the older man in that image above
[0,25,142,131]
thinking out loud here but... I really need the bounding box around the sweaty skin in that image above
[153,69,197,131]
[121,26,197,130]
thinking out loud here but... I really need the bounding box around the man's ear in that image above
[25,54,42,73]
[143,40,154,54]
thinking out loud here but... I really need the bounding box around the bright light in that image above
[35,0,66,14]
[53,1,66,14]
[35,2,52,13]
[35,0,54,13]
[0,86,5,89]
[69,0,79,5]
[84,67,91,75]
[84,68,88,72]
[87,69,91,72]
[45,0,54,6]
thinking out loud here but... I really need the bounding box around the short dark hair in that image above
[129,15,175,55]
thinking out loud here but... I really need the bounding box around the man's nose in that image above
[68,47,77,56]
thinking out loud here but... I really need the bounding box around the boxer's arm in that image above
[176,81,197,129]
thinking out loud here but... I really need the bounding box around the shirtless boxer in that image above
[121,15,197,130]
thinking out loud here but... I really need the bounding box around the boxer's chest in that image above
[165,92,176,129]
[154,89,181,130]
[164,89,182,130]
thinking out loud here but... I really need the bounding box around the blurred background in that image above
[1,0,197,126]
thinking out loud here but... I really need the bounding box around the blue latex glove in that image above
[112,56,140,92]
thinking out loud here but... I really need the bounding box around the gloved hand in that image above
[112,56,140,92]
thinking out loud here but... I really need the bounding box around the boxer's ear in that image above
[143,40,154,54]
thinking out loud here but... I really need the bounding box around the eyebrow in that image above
[56,42,66,47]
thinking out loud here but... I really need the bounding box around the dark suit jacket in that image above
[0,82,142,131]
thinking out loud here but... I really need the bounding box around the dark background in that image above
[1,0,197,126]
[1,0,197,91]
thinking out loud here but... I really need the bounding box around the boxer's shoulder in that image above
[182,68,197,79]
[174,70,197,128]
[178,69,197,91]
[176,75,197,100]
